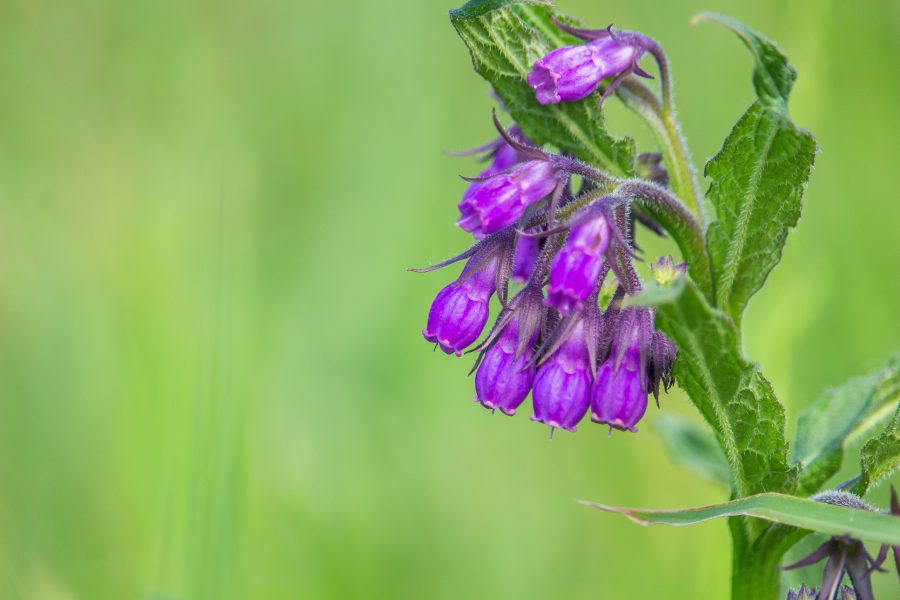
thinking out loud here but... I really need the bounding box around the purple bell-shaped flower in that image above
[527,36,642,105]
[546,212,610,315]
[422,257,497,356]
[457,159,560,237]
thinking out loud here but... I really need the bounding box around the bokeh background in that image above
[0,0,898,598]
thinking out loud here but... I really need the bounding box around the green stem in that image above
[617,78,707,228]
[730,518,783,600]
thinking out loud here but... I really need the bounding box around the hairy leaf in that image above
[794,353,900,495]
[450,0,635,175]
[655,280,796,499]
[854,393,900,496]
[699,16,816,323]
[581,492,900,547]
[654,413,730,486]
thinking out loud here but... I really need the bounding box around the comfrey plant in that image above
[414,2,900,598]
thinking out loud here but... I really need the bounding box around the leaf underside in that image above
[582,492,900,547]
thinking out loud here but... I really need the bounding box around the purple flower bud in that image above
[531,320,592,432]
[457,160,559,236]
[546,214,610,315]
[527,37,640,105]
[422,258,497,356]
[511,234,540,283]
[590,341,647,432]
[475,318,537,415]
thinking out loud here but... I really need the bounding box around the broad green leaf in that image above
[581,492,900,547]
[655,279,796,499]
[699,16,816,323]
[450,0,635,175]
[654,413,730,486]
[854,394,900,496]
[794,353,900,495]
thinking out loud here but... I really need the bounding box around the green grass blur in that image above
[0,0,897,598]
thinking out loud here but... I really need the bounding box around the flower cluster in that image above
[414,19,686,435]
[414,16,685,435]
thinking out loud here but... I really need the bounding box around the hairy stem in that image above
[617,78,707,227]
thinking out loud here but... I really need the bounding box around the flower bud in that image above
[531,320,592,432]
[457,160,558,236]
[527,37,640,105]
[422,258,497,356]
[546,214,609,315]
[475,318,537,415]
[590,342,646,432]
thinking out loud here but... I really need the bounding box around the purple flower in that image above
[511,234,540,283]
[475,318,537,415]
[422,258,497,356]
[458,132,527,230]
[546,213,610,315]
[591,340,646,432]
[590,308,676,432]
[531,319,592,432]
[527,37,640,105]
[457,160,559,237]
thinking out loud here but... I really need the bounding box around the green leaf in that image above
[855,389,900,496]
[654,413,730,486]
[450,0,635,175]
[693,13,796,109]
[699,16,816,323]
[581,492,900,547]
[794,353,900,495]
[655,279,796,499]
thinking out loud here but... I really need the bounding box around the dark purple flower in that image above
[457,160,560,237]
[590,308,675,432]
[422,257,497,356]
[458,130,529,233]
[531,319,593,432]
[475,318,537,415]
[511,234,540,283]
[546,213,610,315]
[590,341,646,432]
[527,37,641,105]
[473,283,545,415]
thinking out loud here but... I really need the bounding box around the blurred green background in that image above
[0,0,898,598]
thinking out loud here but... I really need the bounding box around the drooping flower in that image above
[457,159,561,237]
[422,256,497,356]
[590,308,675,432]
[531,318,593,432]
[457,128,532,234]
[527,35,644,105]
[546,211,610,315]
[473,285,544,415]
[530,293,605,433]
